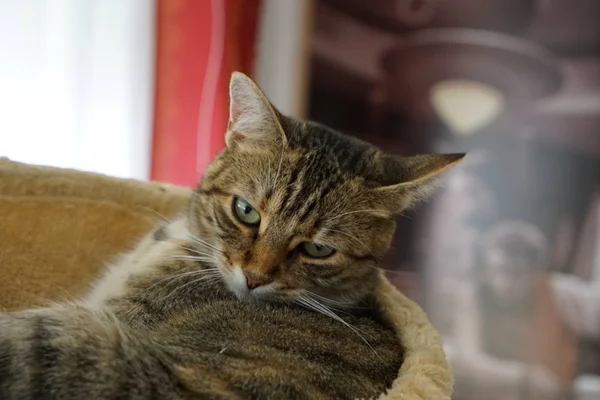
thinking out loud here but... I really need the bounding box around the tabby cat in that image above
[0,73,463,399]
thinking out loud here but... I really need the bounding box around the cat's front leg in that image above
[85,219,191,309]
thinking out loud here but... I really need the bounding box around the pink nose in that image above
[244,273,268,290]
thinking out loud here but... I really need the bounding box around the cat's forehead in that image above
[286,120,380,178]
[226,139,376,218]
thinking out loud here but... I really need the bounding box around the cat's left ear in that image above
[375,153,465,213]
[225,72,287,152]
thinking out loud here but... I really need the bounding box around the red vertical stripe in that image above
[151,0,261,186]
[203,0,262,174]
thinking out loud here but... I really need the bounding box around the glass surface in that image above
[309,1,600,398]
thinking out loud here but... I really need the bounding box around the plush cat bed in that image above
[0,157,453,400]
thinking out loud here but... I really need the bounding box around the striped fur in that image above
[0,238,403,399]
[0,73,463,399]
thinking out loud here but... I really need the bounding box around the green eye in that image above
[233,197,261,226]
[300,242,335,259]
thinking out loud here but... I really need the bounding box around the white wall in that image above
[0,0,155,180]
[254,0,314,118]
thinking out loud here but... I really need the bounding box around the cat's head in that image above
[187,72,464,307]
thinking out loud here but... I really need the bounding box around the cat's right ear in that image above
[374,153,465,213]
[225,72,287,152]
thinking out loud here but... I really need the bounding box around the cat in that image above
[0,72,463,400]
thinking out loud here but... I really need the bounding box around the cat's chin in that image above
[220,265,282,304]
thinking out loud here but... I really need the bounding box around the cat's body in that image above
[1,223,402,400]
[0,73,463,399]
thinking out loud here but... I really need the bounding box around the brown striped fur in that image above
[0,73,463,399]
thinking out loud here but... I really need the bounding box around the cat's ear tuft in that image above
[375,153,465,213]
[226,72,287,152]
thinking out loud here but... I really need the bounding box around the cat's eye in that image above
[300,242,335,259]
[233,197,261,226]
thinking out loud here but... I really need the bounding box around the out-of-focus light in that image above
[430,79,504,135]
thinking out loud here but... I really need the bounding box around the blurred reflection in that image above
[479,221,548,362]
[309,1,600,399]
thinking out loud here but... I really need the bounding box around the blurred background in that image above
[1,0,600,399]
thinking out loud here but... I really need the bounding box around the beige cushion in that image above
[0,157,452,400]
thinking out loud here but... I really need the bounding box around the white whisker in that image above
[329,209,388,221]
[146,269,218,292]
[138,206,173,224]
[304,291,359,311]
[185,234,224,254]
[299,296,374,338]
[266,159,273,191]
[159,273,222,302]
[272,140,287,189]
[364,264,409,276]
[295,295,380,358]
[325,229,368,249]
[165,255,216,264]
[178,246,214,258]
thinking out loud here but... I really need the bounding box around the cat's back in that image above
[155,297,403,400]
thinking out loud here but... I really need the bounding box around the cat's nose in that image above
[244,272,268,290]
